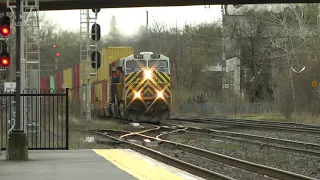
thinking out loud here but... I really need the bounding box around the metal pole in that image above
[94,10,98,82]
[15,0,21,130]
[86,9,91,122]
[20,0,27,133]
[146,9,148,31]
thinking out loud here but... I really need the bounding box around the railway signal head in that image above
[0,40,7,52]
[53,44,57,48]
[91,23,101,41]
[92,8,101,13]
[56,52,60,57]
[0,15,10,36]
[0,51,10,67]
[91,51,101,69]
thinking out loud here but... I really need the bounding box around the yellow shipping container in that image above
[63,68,73,100]
[63,68,73,89]
[97,47,134,81]
[79,47,134,84]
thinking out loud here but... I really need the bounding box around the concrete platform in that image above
[0,149,205,180]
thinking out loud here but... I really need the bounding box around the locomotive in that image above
[107,52,172,123]
[41,47,172,124]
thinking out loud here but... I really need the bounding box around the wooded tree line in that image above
[4,4,320,119]
[224,4,320,119]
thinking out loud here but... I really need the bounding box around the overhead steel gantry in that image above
[79,9,98,122]
[6,0,40,135]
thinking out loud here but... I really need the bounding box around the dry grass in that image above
[170,89,320,125]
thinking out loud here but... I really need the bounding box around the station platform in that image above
[0,149,204,180]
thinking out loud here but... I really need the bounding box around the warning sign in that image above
[312,80,318,88]
[4,82,16,93]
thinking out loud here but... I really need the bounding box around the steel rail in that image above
[158,128,320,157]
[170,116,320,128]
[114,130,316,180]
[183,126,320,151]
[94,131,235,180]
[168,117,320,134]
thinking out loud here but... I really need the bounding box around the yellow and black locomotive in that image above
[109,52,171,123]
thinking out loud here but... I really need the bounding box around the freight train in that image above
[40,47,172,123]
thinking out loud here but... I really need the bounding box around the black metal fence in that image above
[0,88,69,150]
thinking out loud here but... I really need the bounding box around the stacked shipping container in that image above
[54,71,63,92]
[50,76,55,91]
[92,47,134,105]
[40,76,50,91]
[72,64,80,101]
[40,47,134,105]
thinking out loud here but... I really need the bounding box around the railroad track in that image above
[93,127,316,180]
[167,117,320,134]
[94,129,234,180]
[169,116,320,129]
[161,122,320,157]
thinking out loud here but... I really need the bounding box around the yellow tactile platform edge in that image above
[93,149,186,180]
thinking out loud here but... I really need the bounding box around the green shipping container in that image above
[50,75,55,92]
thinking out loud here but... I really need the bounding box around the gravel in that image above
[165,120,320,144]
[152,146,275,180]
[231,129,320,144]
[162,132,320,179]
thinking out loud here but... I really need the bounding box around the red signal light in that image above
[0,56,10,67]
[0,15,11,37]
[1,27,10,36]
[55,52,60,57]
[53,44,56,48]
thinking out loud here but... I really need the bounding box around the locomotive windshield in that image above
[148,60,168,68]
[126,60,147,69]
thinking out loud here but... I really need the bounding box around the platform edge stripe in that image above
[92,149,186,180]
[92,149,146,180]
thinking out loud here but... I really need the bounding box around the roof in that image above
[0,0,317,11]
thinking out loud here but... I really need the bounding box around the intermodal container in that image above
[72,64,80,100]
[73,64,80,88]
[40,76,50,91]
[92,82,102,104]
[63,68,73,100]
[55,71,64,92]
[63,68,73,89]
[98,47,134,82]
[102,80,108,104]
[91,84,95,104]
[50,75,55,92]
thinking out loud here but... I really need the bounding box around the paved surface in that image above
[0,149,205,180]
[94,149,205,180]
[0,149,137,180]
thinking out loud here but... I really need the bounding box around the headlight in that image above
[157,91,163,98]
[145,70,152,79]
[134,92,140,98]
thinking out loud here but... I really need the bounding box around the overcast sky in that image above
[42,5,222,36]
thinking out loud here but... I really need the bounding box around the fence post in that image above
[65,88,69,150]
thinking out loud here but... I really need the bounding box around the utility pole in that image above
[146,9,148,32]
[221,4,227,104]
